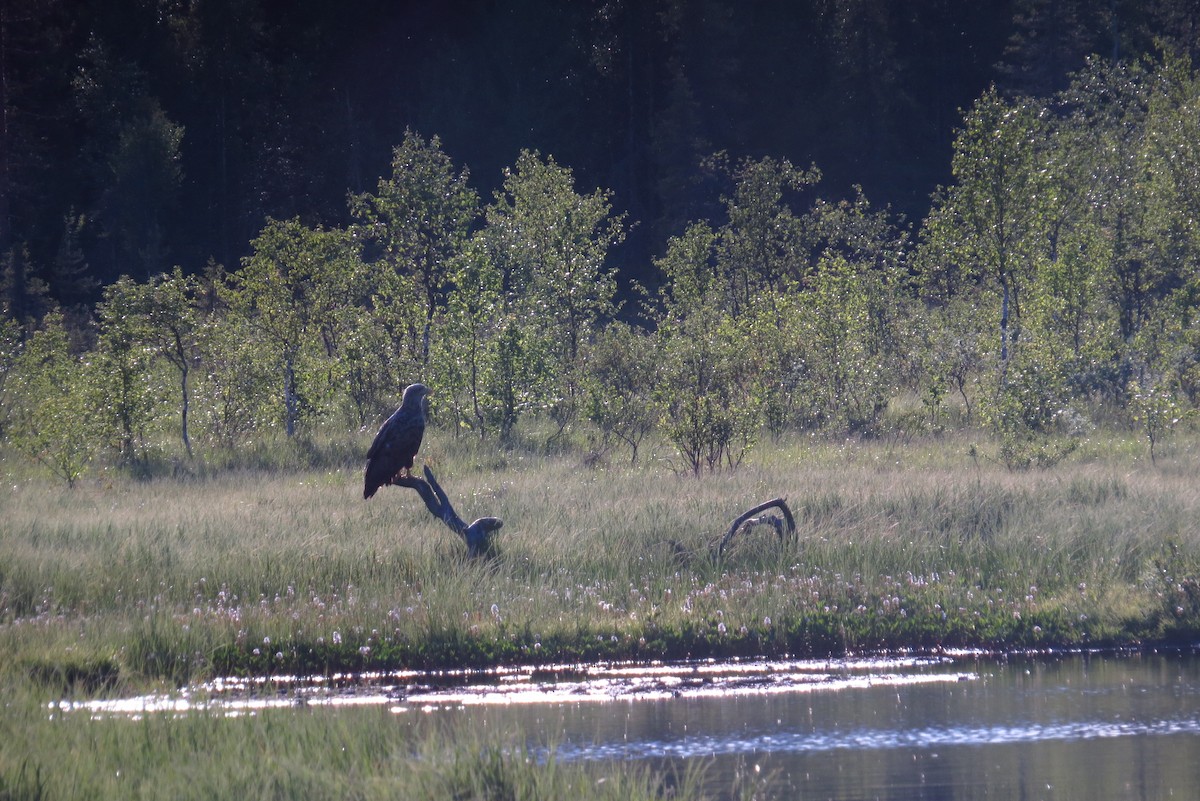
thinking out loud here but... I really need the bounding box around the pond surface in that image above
[60,649,1200,800]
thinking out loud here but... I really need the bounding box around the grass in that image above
[2,427,1199,798]
[0,686,718,800]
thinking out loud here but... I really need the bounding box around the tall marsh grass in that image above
[3,429,1198,690]
[3,429,1200,798]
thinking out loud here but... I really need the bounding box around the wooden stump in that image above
[713,497,796,556]
[391,466,502,558]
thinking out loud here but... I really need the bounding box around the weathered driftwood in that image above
[714,497,796,556]
[391,466,503,558]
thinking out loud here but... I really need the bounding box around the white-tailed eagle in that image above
[363,383,430,499]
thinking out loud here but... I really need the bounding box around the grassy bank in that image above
[2,430,1199,798]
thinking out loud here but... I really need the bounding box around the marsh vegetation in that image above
[3,429,1199,798]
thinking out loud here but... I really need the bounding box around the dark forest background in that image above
[4,0,1197,311]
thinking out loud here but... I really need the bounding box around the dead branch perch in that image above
[714,497,796,556]
[391,466,502,558]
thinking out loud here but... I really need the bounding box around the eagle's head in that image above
[402,382,431,411]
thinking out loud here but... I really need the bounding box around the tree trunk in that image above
[180,362,192,457]
[1000,278,1010,364]
[284,354,298,438]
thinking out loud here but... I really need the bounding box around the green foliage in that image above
[1056,57,1158,344]
[1022,230,1120,396]
[0,317,21,439]
[986,363,1080,470]
[926,86,1052,367]
[227,218,364,437]
[4,54,1200,476]
[791,256,898,433]
[432,236,557,443]
[193,313,274,450]
[432,240,505,437]
[350,130,479,364]
[803,186,909,272]
[339,313,403,430]
[5,311,99,485]
[658,300,759,474]
[1128,378,1188,464]
[736,290,806,437]
[490,320,553,443]
[138,268,204,455]
[486,150,625,364]
[580,322,662,463]
[94,276,170,463]
[708,152,820,312]
[658,221,719,315]
[911,55,1200,454]
[351,264,426,416]
[452,149,627,441]
[657,159,908,441]
[1145,53,1200,267]
[907,297,987,426]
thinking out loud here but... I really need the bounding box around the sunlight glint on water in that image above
[54,651,1200,800]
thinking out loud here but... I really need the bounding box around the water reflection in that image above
[56,650,1200,800]
[435,651,1200,800]
[56,655,973,716]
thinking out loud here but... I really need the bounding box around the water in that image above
[420,651,1200,800]
[59,650,1200,800]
